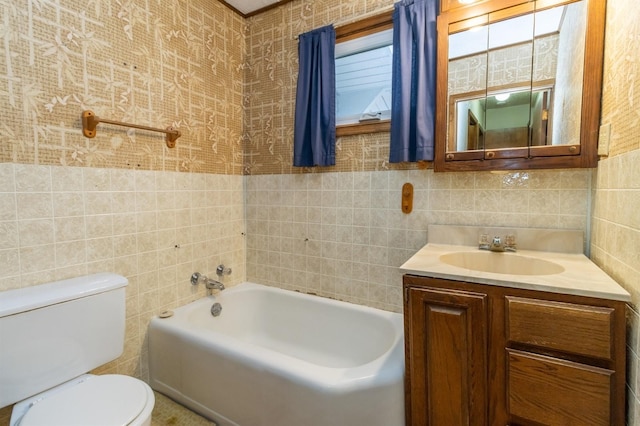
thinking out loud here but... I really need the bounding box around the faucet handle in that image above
[191,272,205,285]
[478,234,490,250]
[216,264,232,277]
[504,234,517,251]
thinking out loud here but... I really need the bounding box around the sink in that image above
[439,251,565,276]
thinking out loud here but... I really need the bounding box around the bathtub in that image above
[148,282,405,426]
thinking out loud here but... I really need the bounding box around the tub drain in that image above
[158,310,174,318]
[211,303,222,317]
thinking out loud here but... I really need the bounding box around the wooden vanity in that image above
[403,275,626,425]
[401,226,631,426]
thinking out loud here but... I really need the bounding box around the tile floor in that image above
[152,392,216,426]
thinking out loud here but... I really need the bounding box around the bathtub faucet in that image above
[205,278,225,291]
[191,272,225,291]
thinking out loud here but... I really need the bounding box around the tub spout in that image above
[205,278,225,291]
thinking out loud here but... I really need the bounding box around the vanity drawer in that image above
[506,296,614,360]
[507,349,613,426]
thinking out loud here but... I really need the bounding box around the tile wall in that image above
[0,0,245,422]
[593,0,640,422]
[591,153,640,423]
[0,162,245,424]
[246,168,592,312]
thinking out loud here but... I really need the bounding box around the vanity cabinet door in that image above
[404,284,488,426]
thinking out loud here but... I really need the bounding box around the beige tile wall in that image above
[591,152,640,424]
[593,0,640,423]
[246,168,592,312]
[0,1,247,420]
[0,162,245,423]
[0,0,246,422]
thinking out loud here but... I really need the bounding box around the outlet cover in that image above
[598,123,611,156]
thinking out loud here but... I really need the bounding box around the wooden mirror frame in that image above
[434,0,605,172]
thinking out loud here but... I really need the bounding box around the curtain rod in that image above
[294,5,395,39]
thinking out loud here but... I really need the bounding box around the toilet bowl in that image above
[10,374,154,426]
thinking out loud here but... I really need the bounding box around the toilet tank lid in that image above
[0,273,128,318]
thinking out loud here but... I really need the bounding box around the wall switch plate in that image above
[598,123,611,156]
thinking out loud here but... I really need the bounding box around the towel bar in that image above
[81,110,181,148]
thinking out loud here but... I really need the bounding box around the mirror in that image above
[434,0,605,171]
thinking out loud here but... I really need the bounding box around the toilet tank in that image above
[0,273,128,408]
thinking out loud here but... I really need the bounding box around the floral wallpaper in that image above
[0,0,245,174]
[600,0,640,157]
[242,0,424,175]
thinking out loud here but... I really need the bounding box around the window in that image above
[335,29,393,126]
[335,11,393,136]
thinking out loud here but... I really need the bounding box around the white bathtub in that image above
[148,282,405,426]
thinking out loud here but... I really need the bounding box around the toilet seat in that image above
[19,375,150,426]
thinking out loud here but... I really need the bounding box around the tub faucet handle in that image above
[216,264,232,277]
[191,272,204,286]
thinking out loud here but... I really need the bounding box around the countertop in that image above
[400,243,631,302]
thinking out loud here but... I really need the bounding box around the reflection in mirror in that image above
[545,1,586,147]
[453,87,553,150]
[446,1,586,155]
[447,21,489,152]
[485,10,533,157]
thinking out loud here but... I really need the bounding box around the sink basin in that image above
[439,251,565,276]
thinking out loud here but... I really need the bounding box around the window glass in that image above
[335,29,393,126]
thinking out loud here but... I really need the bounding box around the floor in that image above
[0,391,215,426]
[152,392,217,426]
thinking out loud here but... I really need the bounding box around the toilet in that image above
[0,273,155,426]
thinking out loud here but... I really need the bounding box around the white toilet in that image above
[0,273,155,426]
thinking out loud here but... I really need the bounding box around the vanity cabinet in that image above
[403,275,627,426]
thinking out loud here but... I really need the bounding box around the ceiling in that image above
[219,0,293,17]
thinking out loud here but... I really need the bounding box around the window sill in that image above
[336,120,391,137]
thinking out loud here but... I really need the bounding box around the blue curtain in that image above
[293,25,336,167]
[389,0,438,163]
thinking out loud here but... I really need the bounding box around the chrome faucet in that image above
[205,278,225,290]
[479,233,516,252]
[490,236,505,252]
[191,272,225,291]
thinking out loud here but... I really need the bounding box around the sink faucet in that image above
[490,236,505,252]
[479,234,516,252]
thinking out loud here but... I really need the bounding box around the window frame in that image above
[335,11,394,137]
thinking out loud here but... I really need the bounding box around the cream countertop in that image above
[400,243,631,302]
